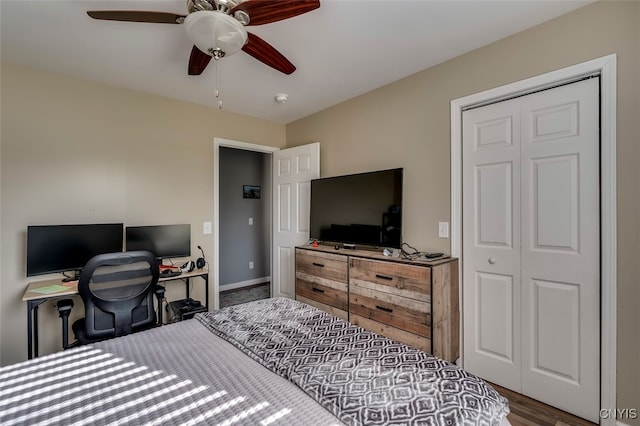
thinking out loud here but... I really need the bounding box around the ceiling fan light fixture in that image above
[184,11,248,59]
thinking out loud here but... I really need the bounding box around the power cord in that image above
[400,242,446,261]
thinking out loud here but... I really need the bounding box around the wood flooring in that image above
[491,383,597,426]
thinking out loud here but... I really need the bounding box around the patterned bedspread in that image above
[197,297,510,426]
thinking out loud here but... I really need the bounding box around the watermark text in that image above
[599,408,638,420]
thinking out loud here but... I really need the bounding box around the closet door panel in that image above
[520,78,600,422]
[462,99,522,391]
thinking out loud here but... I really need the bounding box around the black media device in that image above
[26,223,124,280]
[169,298,205,321]
[125,224,191,263]
[310,168,403,249]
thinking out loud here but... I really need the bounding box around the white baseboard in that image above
[220,277,270,292]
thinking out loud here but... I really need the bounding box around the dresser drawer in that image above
[296,249,348,283]
[295,249,348,311]
[351,314,431,353]
[349,257,431,300]
[296,276,348,311]
[297,295,348,320]
[349,280,430,337]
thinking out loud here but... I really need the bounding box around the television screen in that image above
[125,224,191,259]
[26,223,124,277]
[310,168,403,248]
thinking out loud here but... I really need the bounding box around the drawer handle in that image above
[375,305,393,313]
[312,262,325,267]
[375,274,393,281]
[312,287,325,293]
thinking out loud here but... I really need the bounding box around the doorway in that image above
[218,146,272,307]
[213,138,278,310]
[212,139,320,310]
[451,54,617,425]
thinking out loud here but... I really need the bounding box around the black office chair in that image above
[62,250,163,347]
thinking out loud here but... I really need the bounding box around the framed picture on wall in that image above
[243,185,261,199]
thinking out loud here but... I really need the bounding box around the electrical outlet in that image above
[249,261,254,269]
[438,222,449,238]
[248,217,253,225]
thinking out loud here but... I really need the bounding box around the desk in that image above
[23,268,209,359]
[157,268,210,318]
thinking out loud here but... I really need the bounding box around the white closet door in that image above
[462,98,522,391]
[272,143,320,299]
[462,78,600,422]
[519,78,600,420]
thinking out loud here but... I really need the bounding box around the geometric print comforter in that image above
[196,297,510,426]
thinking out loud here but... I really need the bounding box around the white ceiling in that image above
[1,0,593,124]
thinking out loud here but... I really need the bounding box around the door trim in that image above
[213,138,279,310]
[450,54,617,424]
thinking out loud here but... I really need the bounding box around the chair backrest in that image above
[77,250,159,339]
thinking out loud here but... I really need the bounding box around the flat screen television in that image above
[310,168,403,248]
[125,224,191,261]
[26,223,124,279]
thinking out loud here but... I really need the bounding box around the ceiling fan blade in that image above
[87,11,185,24]
[188,46,213,75]
[242,32,296,75]
[231,0,320,26]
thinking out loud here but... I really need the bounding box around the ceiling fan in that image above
[87,0,320,76]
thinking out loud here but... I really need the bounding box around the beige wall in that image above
[287,0,639,421]
[0,62,285,365]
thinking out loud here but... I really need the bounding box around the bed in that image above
[0,297,510,425]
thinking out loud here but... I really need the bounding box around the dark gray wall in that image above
[219,147,271,287]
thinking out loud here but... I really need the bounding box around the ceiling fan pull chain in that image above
[215,59,223,109]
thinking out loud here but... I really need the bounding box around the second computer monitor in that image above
[125,224,190,260]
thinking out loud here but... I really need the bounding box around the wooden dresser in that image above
[295,245,459,363]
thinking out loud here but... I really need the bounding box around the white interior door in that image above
[463,78,600,422]
[462,98,523,391]
[519,79,600,419]
[272,143,319,298]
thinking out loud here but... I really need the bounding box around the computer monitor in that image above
[26,223,124,280]
[125,224,191,261]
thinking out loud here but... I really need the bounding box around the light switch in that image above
[203,221,212,235]
[248,217,253,225]
[438,222,449,238]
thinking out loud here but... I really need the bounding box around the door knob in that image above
[488,257,496,264]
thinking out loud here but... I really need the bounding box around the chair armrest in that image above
[154,285,166,298]
[154,285,165,325]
